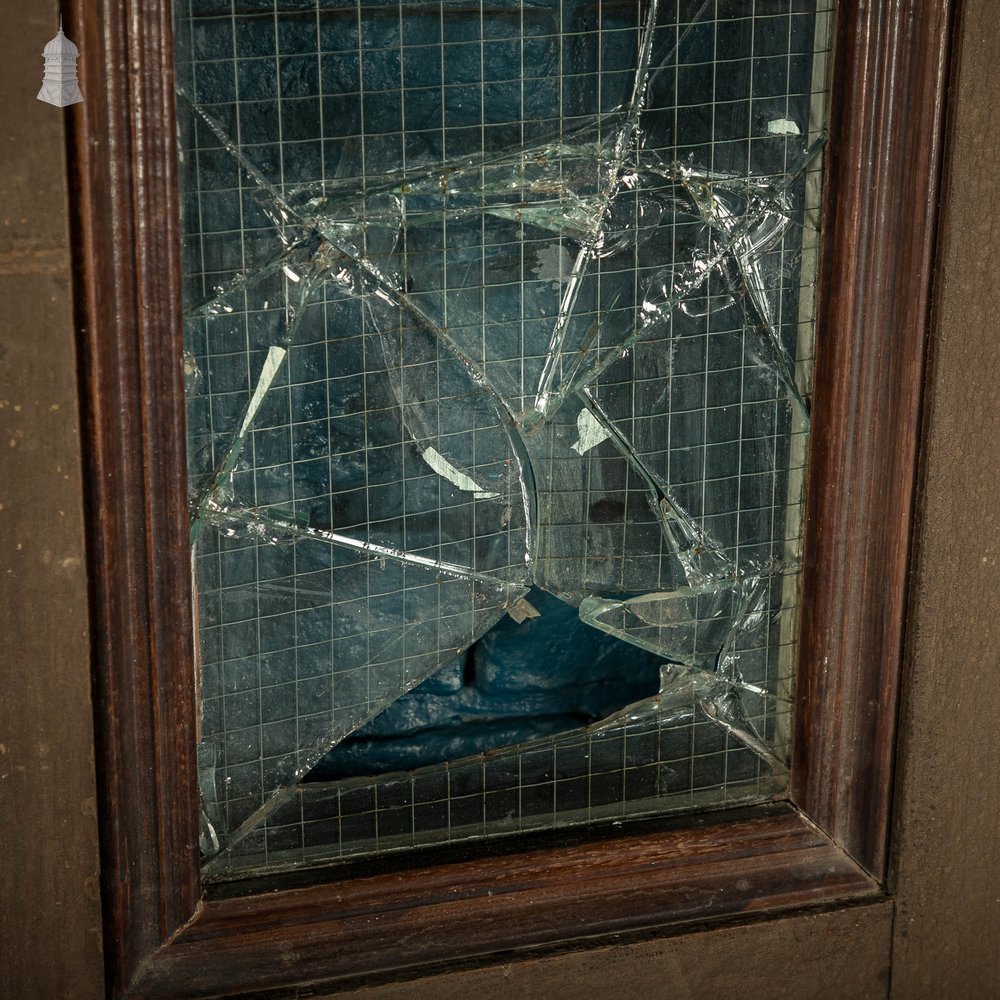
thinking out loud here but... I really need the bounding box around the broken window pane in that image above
[175,0,834,876]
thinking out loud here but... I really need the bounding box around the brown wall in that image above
[0,4,103,1000]
[347,904,894,1000]
[1,2,998,998]
[888,0,1000,995]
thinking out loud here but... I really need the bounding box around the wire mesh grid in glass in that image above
[174,0,835,877]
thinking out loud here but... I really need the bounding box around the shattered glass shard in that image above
[580,581,754,671]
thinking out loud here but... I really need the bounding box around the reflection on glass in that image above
[175,0,834,876]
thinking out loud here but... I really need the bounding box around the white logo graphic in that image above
[38,19,83,108]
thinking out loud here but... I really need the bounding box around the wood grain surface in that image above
[346,900,895,1000]
[134,804,877,998]
[889,0,1000,996]
[794,0,956,879]
[65,0,201,993]
[0,5,104,1000]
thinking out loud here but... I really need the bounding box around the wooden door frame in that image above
[66,2,956,996]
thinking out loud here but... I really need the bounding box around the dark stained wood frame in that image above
[65,1,956,997]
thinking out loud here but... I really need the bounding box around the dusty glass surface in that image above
[175,0,833,876]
